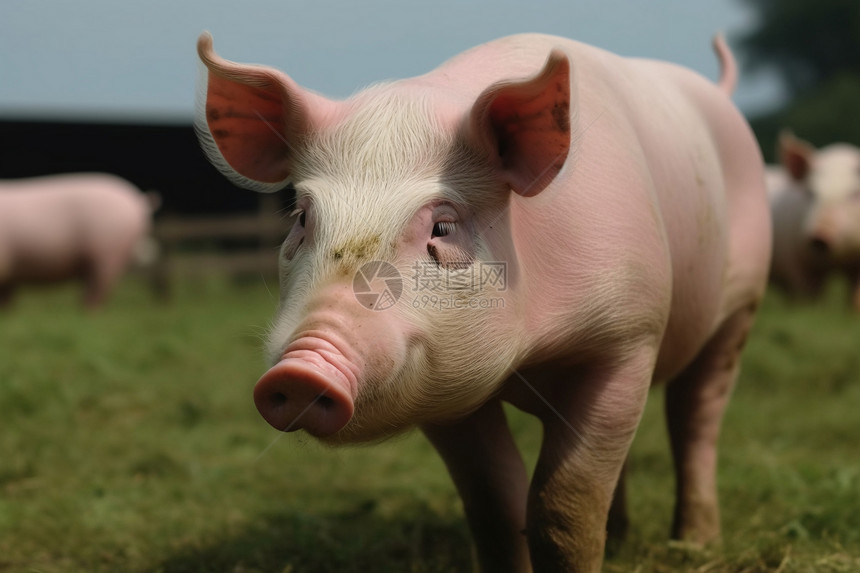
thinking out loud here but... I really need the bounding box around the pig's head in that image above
[196,33,571,444]
[780,130,860,265]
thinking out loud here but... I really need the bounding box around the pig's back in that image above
[0,174,149,279]
[414,34,628,106]
[0,173,147,226]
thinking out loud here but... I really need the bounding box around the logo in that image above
[353,261,403,311]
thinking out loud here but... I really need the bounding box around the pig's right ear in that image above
[467,51,573,197]
[778,130,816,182]
[196,32,314,192]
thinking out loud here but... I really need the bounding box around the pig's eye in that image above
[290,208,306,227]
[282,207,308,262]
[432,221,455,238]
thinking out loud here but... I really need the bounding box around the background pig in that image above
[197,32,770,572]
[0,173,158,308]
[768,131,860,310]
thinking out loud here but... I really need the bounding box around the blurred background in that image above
[2,0,855,270]
[5,0,853,283]
[0,0,823,200]
[2,1,860,572]
[5,0,832,286]
[3,0,856,214]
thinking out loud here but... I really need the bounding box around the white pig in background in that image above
[768,131,860,310]
[197,32,771,572]
[0,173,159,309]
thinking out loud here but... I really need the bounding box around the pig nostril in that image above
[254,358,355,436]
[809,238,830,253]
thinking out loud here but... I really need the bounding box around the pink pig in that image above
[0,173,157,308]
[197,32,770,572]
[768,131,860,310]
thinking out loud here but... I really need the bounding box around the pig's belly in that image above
[12,247,86,282]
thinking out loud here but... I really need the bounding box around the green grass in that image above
[1,277,859,572]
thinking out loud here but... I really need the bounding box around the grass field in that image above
[1,276,859,572]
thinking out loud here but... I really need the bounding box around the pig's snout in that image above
[254,344,357,437]
[808,233,832,254]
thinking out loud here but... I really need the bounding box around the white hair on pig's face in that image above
[264,85,523,440]
[802,145,860,259]
[806,145,860,203]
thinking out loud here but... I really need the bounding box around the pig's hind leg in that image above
[422,399,532,573]
[664,303,757,545]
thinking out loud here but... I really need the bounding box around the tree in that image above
[737,0,860,160]
[738,0,860,98]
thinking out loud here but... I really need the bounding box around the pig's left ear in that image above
[195,32,322,192]
[778,130,816,182]
[468,50,572,197]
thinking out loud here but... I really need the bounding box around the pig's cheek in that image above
[280,223,309,262]
[281,239,301,262]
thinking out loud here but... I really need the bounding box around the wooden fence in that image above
[149,194,286,294]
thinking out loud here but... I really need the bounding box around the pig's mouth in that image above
[254,335,359,437]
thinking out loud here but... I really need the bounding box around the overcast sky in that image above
[0,0,785,123]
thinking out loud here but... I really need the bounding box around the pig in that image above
[768,131,860,310]
[0,173,158,308]
[196,32,770,572]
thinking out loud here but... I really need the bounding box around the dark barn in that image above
[0,117,293,216]
[0,117,294,284]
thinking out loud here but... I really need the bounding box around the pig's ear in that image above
[196,32,313,192]
[468,50,572,197]
[779,130,816,182]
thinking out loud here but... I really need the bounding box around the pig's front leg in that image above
[524,350,654,573]
[422,399,532,573]
[606,460,629,545]
[82,254,127,309]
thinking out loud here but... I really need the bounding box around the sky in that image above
[0,0,786,123]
